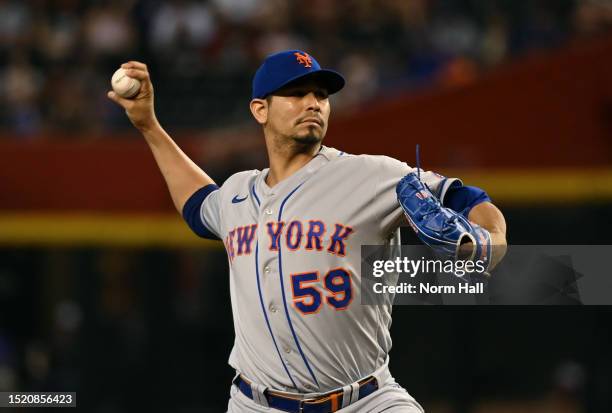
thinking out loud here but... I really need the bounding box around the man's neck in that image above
[265,140,322,188]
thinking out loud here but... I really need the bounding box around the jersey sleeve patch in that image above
[182,184,221,240]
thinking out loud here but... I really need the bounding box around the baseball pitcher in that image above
[107,50,507,412]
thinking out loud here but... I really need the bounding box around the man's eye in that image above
[289,89,327,98]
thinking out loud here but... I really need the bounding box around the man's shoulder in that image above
[329,149,409,170]
[217,170,260,193]
[225,169,260,183]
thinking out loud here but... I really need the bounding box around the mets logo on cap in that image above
[294,52,312,68]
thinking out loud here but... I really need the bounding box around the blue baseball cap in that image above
[252,50,345,99]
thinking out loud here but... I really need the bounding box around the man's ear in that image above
[250,98,268,125]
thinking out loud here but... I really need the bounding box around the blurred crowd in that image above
[1,0,611,138]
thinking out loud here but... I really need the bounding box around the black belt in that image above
[233,375,378,413]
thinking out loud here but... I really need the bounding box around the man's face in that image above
[264,79,330,145]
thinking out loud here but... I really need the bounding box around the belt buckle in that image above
[298,396,318,413]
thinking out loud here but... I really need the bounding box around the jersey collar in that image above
[256,146,341,196]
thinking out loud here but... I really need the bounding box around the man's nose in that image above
[303,92,321,111]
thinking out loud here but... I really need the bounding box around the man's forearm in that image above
[141,122,215,213]
[468,202,507,270]
[107,61,216,215]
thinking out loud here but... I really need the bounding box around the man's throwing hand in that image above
[107,61,158,132]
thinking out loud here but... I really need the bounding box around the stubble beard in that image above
[268,124,325,155]
[291,125,324,147]
[292,134,322,146]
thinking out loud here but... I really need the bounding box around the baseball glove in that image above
[396,172,491,271]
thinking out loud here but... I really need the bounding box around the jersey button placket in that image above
[259,195,296,380]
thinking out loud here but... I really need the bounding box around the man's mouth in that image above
[299,118,323,127]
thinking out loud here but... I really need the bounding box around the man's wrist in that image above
[139,120,165,143]
[138,117,161,134]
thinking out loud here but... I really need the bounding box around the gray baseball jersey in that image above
[198,146,459,393]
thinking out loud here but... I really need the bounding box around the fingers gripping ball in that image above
[111,68,141,98]
[396,172,492,270]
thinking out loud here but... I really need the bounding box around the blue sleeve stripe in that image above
[182,184,221,240]
[443,185,491,218]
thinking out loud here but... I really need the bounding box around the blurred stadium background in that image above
[1,0,612,412]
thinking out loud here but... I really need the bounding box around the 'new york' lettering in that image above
[225,220,354,261]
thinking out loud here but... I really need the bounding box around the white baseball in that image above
[111,68,141,98]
